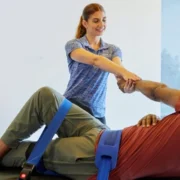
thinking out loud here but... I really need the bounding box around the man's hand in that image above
[137,114,160,127]
[117,78,136,93]
[123,79,136,93]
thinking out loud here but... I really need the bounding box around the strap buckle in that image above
[18,163,35,180]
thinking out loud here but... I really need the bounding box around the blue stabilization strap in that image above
[95,129,122,180]
[18,98,72,179]
[27,98,72,166]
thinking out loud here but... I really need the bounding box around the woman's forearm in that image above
[93,55,127,77]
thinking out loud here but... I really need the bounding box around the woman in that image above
[63,3,140,124]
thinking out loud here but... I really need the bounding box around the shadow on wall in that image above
[161,49,180,116]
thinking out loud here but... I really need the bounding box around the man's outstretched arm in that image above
[117,79,180,109]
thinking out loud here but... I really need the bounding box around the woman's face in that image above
[83,11,106,37]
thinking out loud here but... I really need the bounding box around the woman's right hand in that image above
[121,70,141,81]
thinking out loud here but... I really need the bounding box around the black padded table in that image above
[0,167,71,180]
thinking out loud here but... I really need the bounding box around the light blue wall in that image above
[161,0,180,116]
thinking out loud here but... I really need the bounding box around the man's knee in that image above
[36,86,65,107]
[35,86,57,105]
[37,86,52,96]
